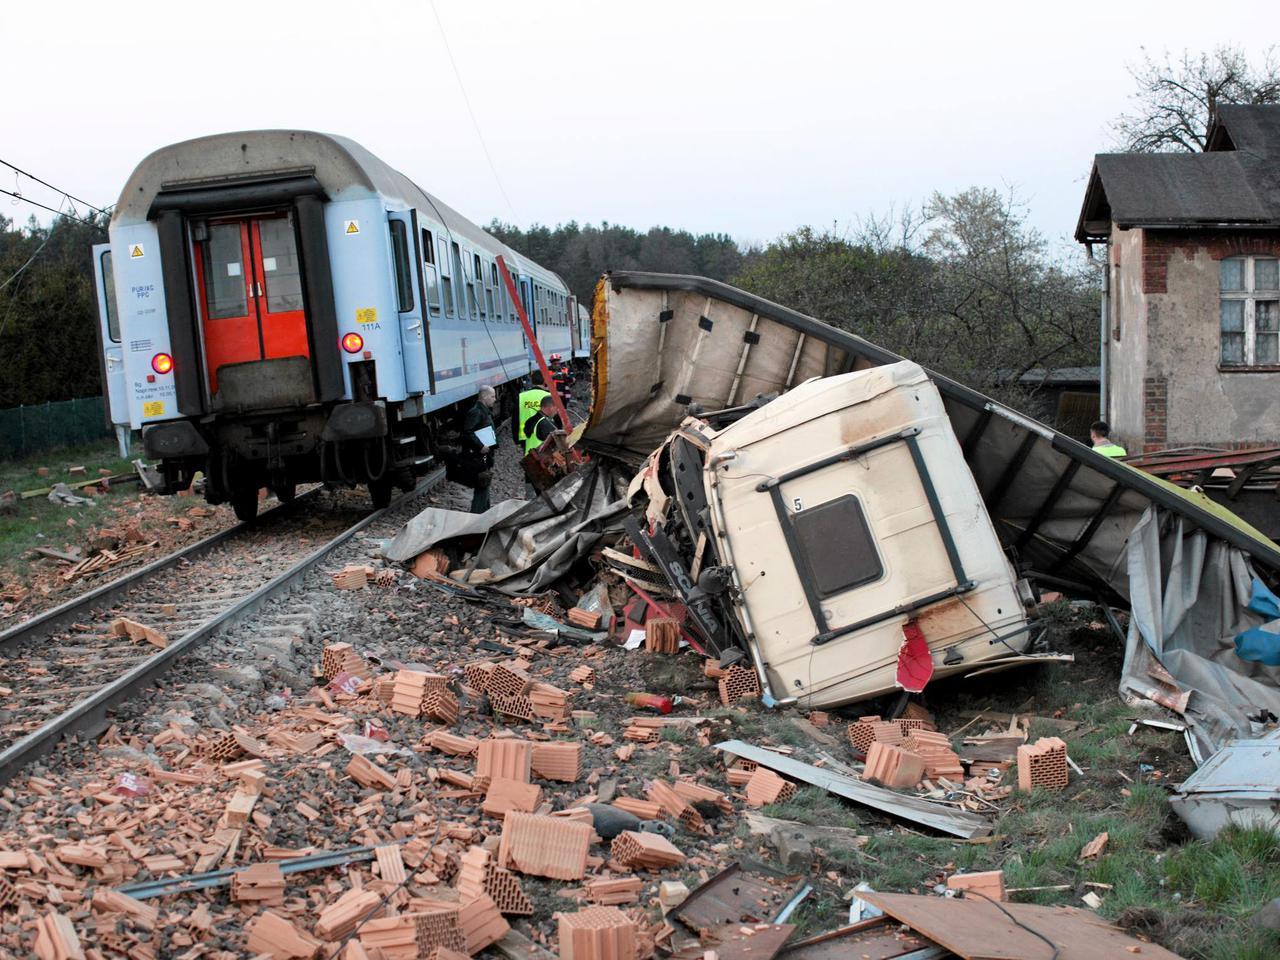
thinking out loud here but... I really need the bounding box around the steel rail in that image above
[0,470,443,786]
[0,487,323,651]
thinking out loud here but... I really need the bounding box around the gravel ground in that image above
[0,385,786,958]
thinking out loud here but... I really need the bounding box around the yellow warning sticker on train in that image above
[344,220,360,235]
[143,401,165,417]
[129,244,145,259]
[356,307,378,324]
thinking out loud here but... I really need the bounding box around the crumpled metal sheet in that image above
[384,462,631,594]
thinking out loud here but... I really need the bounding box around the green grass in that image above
[0,438,136,580]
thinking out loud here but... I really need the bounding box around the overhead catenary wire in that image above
[0,158,109,216]
[427,0,519,224]
[0,187,98,227]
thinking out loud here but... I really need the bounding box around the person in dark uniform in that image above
[459,385,498,513]
[551,354,572,408]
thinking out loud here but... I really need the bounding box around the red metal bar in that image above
[496,255,571,431]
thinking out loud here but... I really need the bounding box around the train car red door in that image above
[194,214,309,394]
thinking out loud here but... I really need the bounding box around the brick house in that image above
[1076,105,1280,453]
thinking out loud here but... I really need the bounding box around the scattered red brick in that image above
[558,905,637,960]
[1017,737,1070,791]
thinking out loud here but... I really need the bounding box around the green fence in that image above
[0,397,112,461]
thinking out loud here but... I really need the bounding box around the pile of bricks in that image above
[1017,736,1070,791]
[621,718,664,743]
[644,617,680,653]
[903,730,965,780]
[568,664,596,685]
[863,741,926,788]
[718,663,762,705]
[391,670,449,718]
[584,876,644,905]
[744,768,797,807]
[528,682,571,720]
[558,906,637,960]
[846,716,909,756]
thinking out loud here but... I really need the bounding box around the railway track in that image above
[0,470,444,785]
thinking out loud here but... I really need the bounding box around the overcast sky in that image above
[2,1,1273,256]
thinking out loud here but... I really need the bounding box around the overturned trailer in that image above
[585,273,1280,755]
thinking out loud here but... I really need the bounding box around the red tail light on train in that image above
[341,333,364,353]
[151,353,173,374]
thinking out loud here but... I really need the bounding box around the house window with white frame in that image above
[1220,255,1280,366]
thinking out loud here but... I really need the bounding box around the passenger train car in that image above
[92,131,586,519]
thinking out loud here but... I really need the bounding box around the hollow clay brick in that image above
[863,741,926,789]
[718,664,761,705]
[531,741,583,782]
[610,831,685,870]
[498,812,591,880]
[475,739,533,782]
[558,906,637,960]
[482,778,543,819]
[1017,736,1069,791]
[743,768,797,807]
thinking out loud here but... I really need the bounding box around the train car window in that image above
[438,238,454,317]
[259,217,304,313]
[202,223,249,320]
[101,251,120,342]
[421,228,435,265]
[450,242,467,318]
[389,220,414,312]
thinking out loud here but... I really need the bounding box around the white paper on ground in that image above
[624,629,645,650]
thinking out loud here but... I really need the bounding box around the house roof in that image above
[1076,104,1280,242]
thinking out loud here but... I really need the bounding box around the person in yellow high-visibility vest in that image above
[524,395,558,454]
[1090,421,1127,458]
[521,394,561,498]
[515,372,551,446]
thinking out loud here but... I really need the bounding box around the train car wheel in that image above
[231,488,259,523]
[368,476,393,510]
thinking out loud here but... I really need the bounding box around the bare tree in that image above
[1113,45,1280,152]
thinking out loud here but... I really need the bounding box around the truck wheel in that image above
[231,488,259,522]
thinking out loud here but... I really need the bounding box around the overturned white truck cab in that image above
[694,361,1030,707]
[586,272,1280,744]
